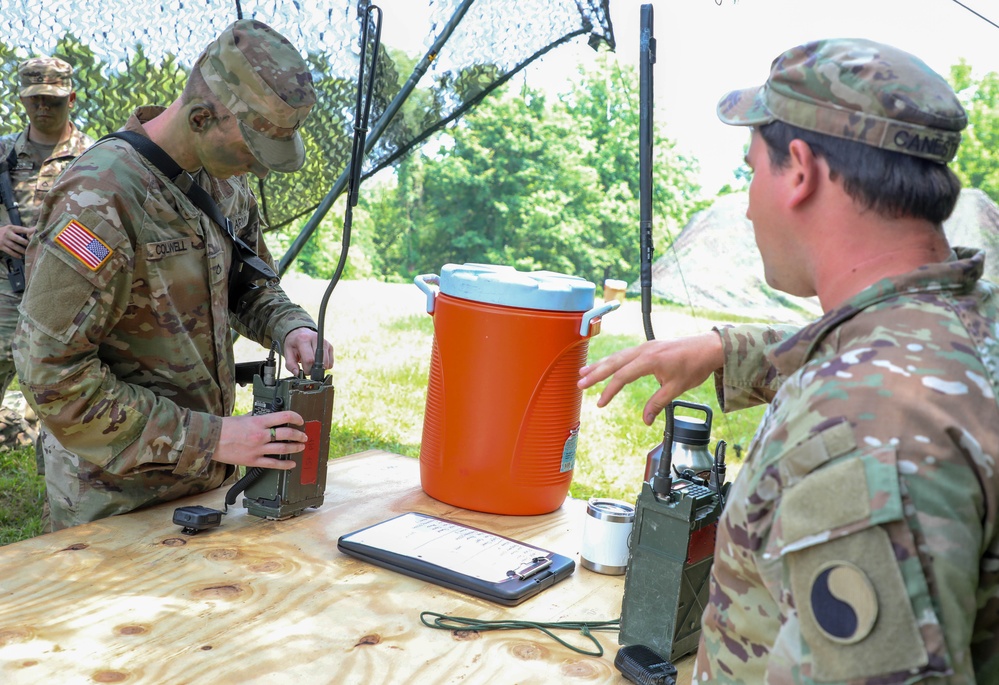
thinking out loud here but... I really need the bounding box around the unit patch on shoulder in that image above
[54,219,112,271]
[809,561,878,645]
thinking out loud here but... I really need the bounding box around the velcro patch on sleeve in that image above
[54,219,113,271]
[789,527,929,679]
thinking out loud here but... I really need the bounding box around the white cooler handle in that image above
[415,274,440,314]
[580,301,620,336]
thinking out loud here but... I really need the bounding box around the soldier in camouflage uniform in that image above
[12,20,334,531]
[0,57,93,451]
[579,39,999,683]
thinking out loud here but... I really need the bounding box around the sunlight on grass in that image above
[0,296,767,546]
[0,446,45,545]
[343,316,766,507]
[570,333,765,503]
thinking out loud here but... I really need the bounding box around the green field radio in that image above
[619,401,727,660]
[615,2,728,666]
[233,351,336,519]
[223,6,382,521]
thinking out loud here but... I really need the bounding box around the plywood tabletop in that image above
[0,450,695,684]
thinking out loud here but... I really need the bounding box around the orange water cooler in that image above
[415,264,619,515]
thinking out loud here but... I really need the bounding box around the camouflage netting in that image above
[0,0,614,261]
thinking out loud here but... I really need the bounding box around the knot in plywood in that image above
[114,625,149,636]
[205,548,240,562]
[0,627,33,646]
[560,658,603,679]
[511,642,549,661]
[191,584,246,600]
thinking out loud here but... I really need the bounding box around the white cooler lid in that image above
[438,263,595,312]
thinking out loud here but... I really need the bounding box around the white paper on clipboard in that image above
[341,512,551,583]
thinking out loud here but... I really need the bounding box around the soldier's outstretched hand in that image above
[578,331,724,425]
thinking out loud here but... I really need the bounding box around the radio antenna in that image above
[639,3,656,342]
[310,4,382,381]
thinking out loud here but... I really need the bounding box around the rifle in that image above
[0,148,26,294]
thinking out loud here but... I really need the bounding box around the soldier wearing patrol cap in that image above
[579,38,999,682]
[0,57,93,452]
[12,20,333,530]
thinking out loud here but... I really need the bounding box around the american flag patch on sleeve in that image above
[54,219,113,270]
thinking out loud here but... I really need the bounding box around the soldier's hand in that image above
[213,411,306,469]
[578,331,725,425]
[0,223,33,259]
[283,326,333,376]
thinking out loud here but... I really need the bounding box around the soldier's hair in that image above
[758,121,962,225]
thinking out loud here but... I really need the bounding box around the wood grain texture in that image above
[0,451,695,684]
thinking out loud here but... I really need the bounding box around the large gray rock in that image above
[639,188,999,323]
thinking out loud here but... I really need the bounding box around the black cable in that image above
[223,467,264,512]
[310,4,382,381]
[949,0,999,30]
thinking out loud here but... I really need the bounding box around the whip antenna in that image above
[310,4,382,380]
[639,4,656,341]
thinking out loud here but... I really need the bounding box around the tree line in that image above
[3,36,996,289]
[299,58,999,288]
[306,53,709,287]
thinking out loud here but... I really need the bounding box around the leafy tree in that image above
[362,55,705,286]
[558,53,706,281]
[0,42,26,136]
[360,155,424,280]
[411,87,608,279]
[951,62,999,204]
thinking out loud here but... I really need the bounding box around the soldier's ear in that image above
[188,103,215,134]
[786,139,820,209]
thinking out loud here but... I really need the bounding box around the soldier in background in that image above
[0,57,93,451]
[13,20,333,530]
[579,39,999,683]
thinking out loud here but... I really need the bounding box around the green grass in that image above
[0,446,45,545]
[569,333,764,503]
[0,302,765,545]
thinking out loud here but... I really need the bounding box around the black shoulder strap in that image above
[100,130,232,239]
[0,145,22,226]
[100,130,277,285]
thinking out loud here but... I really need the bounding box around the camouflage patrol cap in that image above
[18,57,73,98]
[717,38,967,164]
[197,19,315,173]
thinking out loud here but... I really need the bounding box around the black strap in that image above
[100,131,234,240]
[0,145,22,226]
[100,130,277,285]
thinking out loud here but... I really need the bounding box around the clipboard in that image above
[337,512,576,606]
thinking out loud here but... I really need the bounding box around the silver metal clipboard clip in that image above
[510,556,552,580]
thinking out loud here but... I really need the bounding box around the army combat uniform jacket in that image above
[694,248,999,684]
[0,124,94,269]
[13,107,317,529]
[0,125,93,400]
